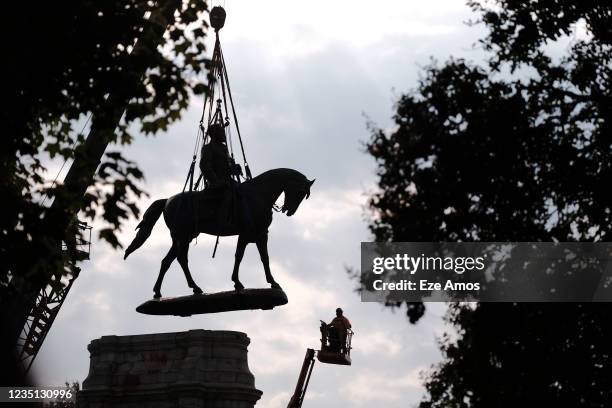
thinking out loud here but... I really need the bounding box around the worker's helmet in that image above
[208,124,225,142]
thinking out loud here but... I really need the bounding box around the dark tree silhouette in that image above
[3,0,209,266]
[2,0,210,384]
[366,1,612,406]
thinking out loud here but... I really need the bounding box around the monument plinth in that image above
[78,330,262,408]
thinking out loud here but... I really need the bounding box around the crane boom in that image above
[287,348,316,408]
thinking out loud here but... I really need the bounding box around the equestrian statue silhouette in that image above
[124,168,314,299]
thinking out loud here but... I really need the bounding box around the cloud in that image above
[261,391,292,408]
[356,330,402,357]
[342,368,425,404]
[78,290,111,313]
[291,188,367,240]
[222,0,470,61]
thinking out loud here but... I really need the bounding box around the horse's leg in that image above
[176,239,203,295]
[231,235,248,291]
[153,242,177,299]
[256,233,281,289]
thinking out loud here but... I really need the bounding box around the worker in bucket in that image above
[328,307,351,353]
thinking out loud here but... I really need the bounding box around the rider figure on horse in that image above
[199,123,243,226]
[200,123,242,187]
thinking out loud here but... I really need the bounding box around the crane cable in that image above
[220,46,251,179]
[183,8,251,193]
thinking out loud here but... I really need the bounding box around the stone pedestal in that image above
[78,330,262,408]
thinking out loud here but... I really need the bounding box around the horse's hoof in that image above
[234,281,245,291]
[270,282,282,290]
[193,287,203,295]
[153,292,162,299]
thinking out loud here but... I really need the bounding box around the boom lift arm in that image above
[287,348,316,408]
[287,321,354,407]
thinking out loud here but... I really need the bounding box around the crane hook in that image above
[210,6,226,31]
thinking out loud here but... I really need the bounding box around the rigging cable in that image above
[184,10,252,192]
[220,47,251,179]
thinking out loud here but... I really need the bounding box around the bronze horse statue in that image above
[124,168,314,299]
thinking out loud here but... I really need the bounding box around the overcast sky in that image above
[35,1,488,407]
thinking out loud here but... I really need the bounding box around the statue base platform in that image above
[78,330,262,408]
[136,288,288,316]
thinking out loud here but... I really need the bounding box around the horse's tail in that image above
[124,199,167,260]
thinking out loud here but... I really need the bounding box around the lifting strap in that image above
[181,8,251,257]
[220,47,252,179]
[184,26,251,193]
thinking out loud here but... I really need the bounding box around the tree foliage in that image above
[421,303,612,407]
[366,0,612,405]
[2,0,210,287]
[46,382,79,408]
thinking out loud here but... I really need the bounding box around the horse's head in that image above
[282,177,315,216]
